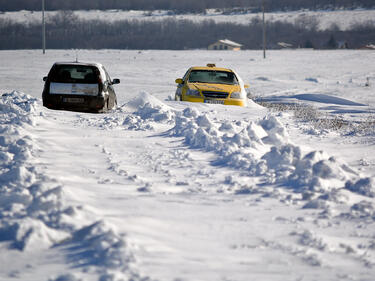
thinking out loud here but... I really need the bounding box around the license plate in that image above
[63,97,84,103]
[204,99,224,105]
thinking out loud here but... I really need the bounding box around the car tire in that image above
[175,94,181,101]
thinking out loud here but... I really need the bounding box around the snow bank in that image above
[121,91,175,130]
[78,91,373,209]
[0,92,68,250]
[0,92,147,280]
[115,94,371,204]
[76,91,176,131]
[166,105,371,203]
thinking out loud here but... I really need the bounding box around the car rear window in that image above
[49,65,99,84]
[188,70,238,85]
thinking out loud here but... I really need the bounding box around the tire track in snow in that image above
[0,92,153,281]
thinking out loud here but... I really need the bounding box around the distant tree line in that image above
[0,0,374,13]
[0,11,374,50]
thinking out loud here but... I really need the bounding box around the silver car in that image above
[42,62,120,113]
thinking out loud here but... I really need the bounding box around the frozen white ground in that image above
[1,9,375,30]
[0,49,375,281]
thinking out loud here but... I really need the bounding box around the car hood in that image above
[188,83,240,93]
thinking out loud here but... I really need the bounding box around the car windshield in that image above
[49,65,99,84]
[188,70,238,85]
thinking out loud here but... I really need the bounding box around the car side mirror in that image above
[244,84,250,89]
[43,76,47,81]
[112,78,120,85]
[175,78,183,84]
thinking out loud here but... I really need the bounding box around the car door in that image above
[176,69,191,100]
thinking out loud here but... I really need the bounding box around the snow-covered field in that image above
[1,9,375,30]
[1,49,375,281]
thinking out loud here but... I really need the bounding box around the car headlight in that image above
[230,91,243,99]
[186,89,201,97]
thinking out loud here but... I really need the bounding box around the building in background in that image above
[277,42,293,49]
[359,44,375,50]
[208,39,242,51]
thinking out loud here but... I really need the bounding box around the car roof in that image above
[189,66,234,72]
[53,61,104,68]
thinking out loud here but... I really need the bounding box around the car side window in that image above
[182,69,190,83]
[103,67,111,83]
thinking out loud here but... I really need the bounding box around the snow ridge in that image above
[168,107,372,200]
[0,92,150,281]
[98,92,374,207]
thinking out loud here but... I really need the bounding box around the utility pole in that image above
[262,0,266,59]
[42,0,46,54]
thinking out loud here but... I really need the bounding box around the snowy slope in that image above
[1,9,375,30]
[0,50,375,281]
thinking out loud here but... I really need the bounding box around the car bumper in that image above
[43,94,106,112]
[183,96,246,107]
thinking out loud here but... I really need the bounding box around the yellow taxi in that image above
[175,64,249,107]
